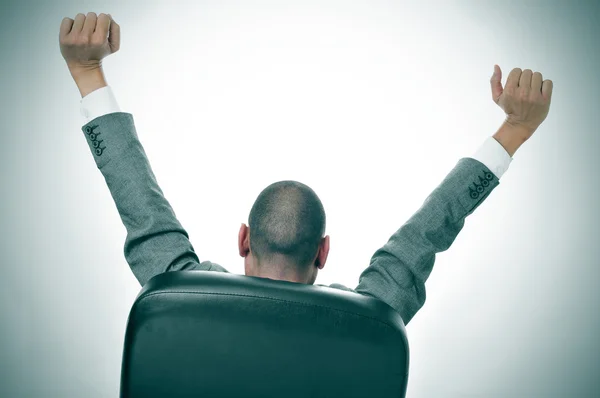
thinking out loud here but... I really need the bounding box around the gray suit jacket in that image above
[82,112,500,326]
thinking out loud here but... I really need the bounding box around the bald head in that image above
[248,180,326,270]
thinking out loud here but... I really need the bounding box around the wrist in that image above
[492,119,531,157]
[70,66,107,98]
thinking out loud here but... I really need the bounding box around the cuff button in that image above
[470,191,479,199]
[95,148,104,156]
[89,133,96,141]
[485,172,493,180]
[481,179,489,187]
[476,185,484,193]
[85,126,92,134]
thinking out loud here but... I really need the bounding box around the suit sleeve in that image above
[354,156,503,326]
[80,111,229,287]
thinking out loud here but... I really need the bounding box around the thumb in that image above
[107,14,120,53]
[490,64,503,104]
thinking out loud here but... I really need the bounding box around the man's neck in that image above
[253,264,310,284]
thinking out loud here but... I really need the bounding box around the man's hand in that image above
[490,65,553,138]
[490,65,554,156]
[59,12,120,97]
[59,12,120,73]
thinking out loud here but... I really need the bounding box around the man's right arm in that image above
[351,65,553,325]
[352,121,524,326]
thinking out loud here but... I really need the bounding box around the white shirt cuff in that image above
[471,136,513,179]
[80,85,121,123]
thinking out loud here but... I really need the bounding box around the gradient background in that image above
[1,0,599,396]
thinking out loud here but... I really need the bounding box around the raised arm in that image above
[60,12,229,286]
[355,65,554,325]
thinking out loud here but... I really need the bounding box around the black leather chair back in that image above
[120,271,409,397]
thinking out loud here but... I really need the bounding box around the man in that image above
[59,12,553,326]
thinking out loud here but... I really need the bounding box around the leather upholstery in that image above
[120,271,409,398]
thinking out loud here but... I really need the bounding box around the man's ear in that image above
[238,223,250,257]
[316,235,330,270]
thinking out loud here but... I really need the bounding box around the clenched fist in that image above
[59,12,120,73]
[490,65,553,138]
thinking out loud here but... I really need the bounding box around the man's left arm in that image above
[61,12,228,286]
[78,84,228,287]
[76,75,227,286]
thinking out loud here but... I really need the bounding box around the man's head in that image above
[238,180,330,285]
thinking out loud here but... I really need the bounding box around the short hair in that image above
[248,180,326,269]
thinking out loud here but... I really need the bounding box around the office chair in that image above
[120,271,409,397]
